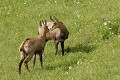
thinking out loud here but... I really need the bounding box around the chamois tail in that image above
[19,38,30,52]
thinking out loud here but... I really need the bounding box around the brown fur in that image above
[18,20,48,75]
[38,16,69,56]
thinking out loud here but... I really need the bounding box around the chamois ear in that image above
[39,21,42,26]
[41,20,47,27]
[41,20,44,26]
[53,16,58,22]
[50,16,58,23]
[43,20,46,25]
[50,16,54,22]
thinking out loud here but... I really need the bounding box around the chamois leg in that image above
[18,52,25,75]
[24,61,29,73]
[39,51,43,68]
[61,41,64,56]
[33,54,36,69]
[24,53,34,73]
[43,49,45,57]
[54,41,59,55]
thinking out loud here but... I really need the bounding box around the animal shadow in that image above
[44,43,97,71]
[44,59,79,71]
[65,43,97,53]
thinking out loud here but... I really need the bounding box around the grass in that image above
[0,0,120,80]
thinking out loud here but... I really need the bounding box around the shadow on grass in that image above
[64,43,97,53]
[44,60,79,71]
[44,38,97,71]
[44,44,97,71]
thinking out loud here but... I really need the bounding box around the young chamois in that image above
[38,16,69,56]
[18,20,48,74]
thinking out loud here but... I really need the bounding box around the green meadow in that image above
[0,0,120,80]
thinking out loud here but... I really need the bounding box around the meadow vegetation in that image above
[0,0,120,80]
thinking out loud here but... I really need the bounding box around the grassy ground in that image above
[0,0,120,80]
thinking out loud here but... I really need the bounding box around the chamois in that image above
[18,20,48,74]
[38,16,69,56]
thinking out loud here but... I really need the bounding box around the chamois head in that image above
[46,22,55,31]
[50,16,64,29]
[39,20,49,34]
[40,20,48,29]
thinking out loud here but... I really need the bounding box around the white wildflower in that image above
[118,35,120,38]
[23,2,26,4]
[54,1,57,3]
[90,60,93,62]
[69,66,72,69]
[79,52,81,53]
[77,2,80,4]
[108,21,111,23]
[103,22,107,25]
[109,27,112,29]
[112,33,114,35]
[77,61,79,65]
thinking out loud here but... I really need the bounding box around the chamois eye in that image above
[38,31,39,35]
[54,22,57,25]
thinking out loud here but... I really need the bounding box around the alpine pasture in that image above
[0,0,120,80]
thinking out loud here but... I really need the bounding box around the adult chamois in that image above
[18,20,48,74]
[38,16,69,56]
